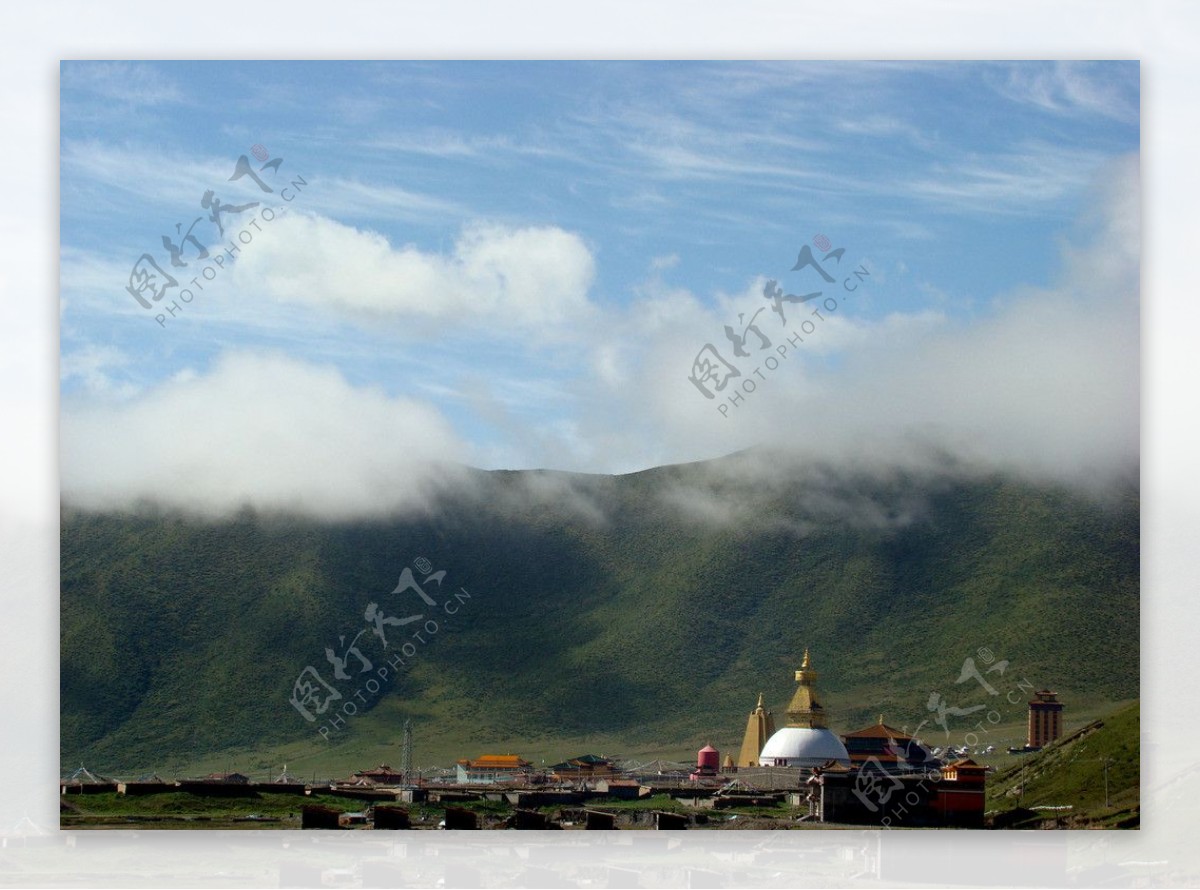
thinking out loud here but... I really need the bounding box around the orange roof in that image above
[842,722,913,740]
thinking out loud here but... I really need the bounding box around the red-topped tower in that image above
[1027,690,1064,749]
[690,743,720,782]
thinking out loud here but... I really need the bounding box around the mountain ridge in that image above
[60,451,1139,773]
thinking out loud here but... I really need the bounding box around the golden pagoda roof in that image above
[786,648,828,729]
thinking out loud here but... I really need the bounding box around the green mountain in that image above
[60,451,1138,776]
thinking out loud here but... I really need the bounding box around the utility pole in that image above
[1100,756,1114,808]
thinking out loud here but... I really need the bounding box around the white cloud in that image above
[229,214,597,328]
[566,153,1140,492]
[59,344,137,400]
[59,156,1140,519]
[61,351,470,519]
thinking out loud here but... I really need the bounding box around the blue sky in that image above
[59,60,1140,516]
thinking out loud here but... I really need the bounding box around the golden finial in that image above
[756,692,764,709]
[802,648,810,669]
[878,714,884,725]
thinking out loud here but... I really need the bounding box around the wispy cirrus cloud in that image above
[298,175,468,224]
[60,136,485,236]
[360,130,573,164]
[60,61,183,107]
[897,141,1112,213]
[988,61,1140,125]
[834,114,936,150]
[60,140,253,220]
[545,65,1118,223]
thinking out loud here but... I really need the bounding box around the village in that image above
[61,652,1073,830]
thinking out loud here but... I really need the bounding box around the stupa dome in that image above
[758,726,850,767]
[756,649,850,768]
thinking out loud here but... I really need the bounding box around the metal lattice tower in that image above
[401,719,412,778]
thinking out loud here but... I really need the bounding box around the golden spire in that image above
[878,714,884,725]
[794,649,817,684]
[787,648,828,729]
[739,690,777,766]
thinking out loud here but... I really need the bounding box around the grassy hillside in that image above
[60,452,1139,777]
[987,701,1140,827]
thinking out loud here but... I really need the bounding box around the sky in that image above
[59,60,1141,517]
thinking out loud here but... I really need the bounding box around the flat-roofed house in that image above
[455,754,532,785]
[549,754,617,782]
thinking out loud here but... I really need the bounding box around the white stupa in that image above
[758,649,851,768]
